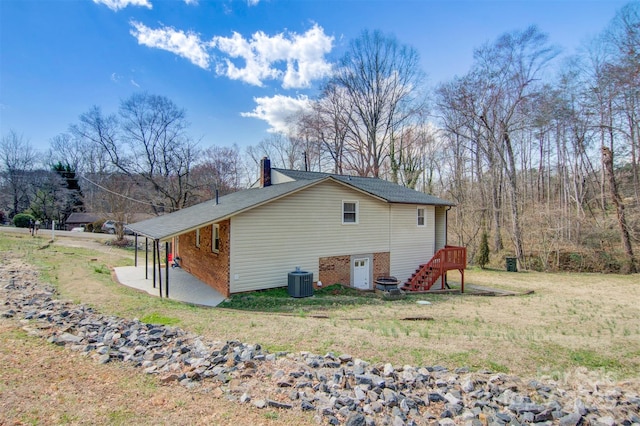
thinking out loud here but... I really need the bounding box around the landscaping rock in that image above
[2,255,639,426]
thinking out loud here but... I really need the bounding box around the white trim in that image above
[212,224,220,253]
[342,200,359,224]
[195,228,200,247]
[417,207,425,227]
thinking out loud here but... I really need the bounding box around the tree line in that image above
[1,2,638,272]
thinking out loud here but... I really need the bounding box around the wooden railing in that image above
[403,245,467,293]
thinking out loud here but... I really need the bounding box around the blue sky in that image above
[0,0,629,152]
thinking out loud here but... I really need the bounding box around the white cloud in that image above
[241,95,312,133]
[130,21,211,69]
[247,0,260,5]
[93,0,152,11]
[212,24,333,88]
[130,79,140,87]
[183,0,198,5]
[110,72,121,82]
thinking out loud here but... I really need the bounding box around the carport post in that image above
[145,238,148,280]
[156,239,163,298]
[152,239,156,288]
[134,234,138,267]
[165,241,170,298]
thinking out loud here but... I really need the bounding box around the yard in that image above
[0,232,640,425]
[3,232,639,380]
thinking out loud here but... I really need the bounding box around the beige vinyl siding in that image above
[389,204,435,283]
[435,206,447,251]
[229,180,391,293]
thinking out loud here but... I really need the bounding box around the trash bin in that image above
[505,257,518,272]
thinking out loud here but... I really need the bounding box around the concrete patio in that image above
[114,265,226,307]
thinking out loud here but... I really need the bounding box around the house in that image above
[126,158,465,298]
[64,212,102,231]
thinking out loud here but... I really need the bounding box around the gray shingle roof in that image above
[127,169,454,241]
[126,178,319,240]
[65,212,102,224]
[274,169,454,206]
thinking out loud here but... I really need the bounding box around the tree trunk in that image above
[601,146,637,274]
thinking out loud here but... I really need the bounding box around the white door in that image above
[353,258,369,289]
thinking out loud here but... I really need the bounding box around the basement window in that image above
[342,201,358,224]
[417,208,425,227]
[212,224,220,253]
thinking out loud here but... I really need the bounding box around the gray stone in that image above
[508,402,545,414]
[267,399,292,409]
[462,379,475,393]
[559,412,582,426]
[57,332,83,344]
[445,392,462,406]
[252,399,266,409]
[300,400,315,411]
[574,398,588,416]
[596,416,616,426]
[383,363,395,377]
[383,388,398,407]
[354,386,367,402]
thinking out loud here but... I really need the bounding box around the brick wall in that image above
[318,252,390,287]
[373,252,391,279]
[178,219,230,297]
[318,254,351,285]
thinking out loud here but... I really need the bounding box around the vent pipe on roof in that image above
[215,189,219,205]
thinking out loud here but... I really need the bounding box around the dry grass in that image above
[4,233,640,382]
[0,321,314,425]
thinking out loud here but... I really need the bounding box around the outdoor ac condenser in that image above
[287,268,313,298]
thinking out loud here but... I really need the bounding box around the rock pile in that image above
[2,261,639,426]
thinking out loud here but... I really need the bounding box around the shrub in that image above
[92,219,106,233]
[13,213,35,228]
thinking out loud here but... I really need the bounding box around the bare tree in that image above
[72,93,199,214]
[191,145,243,200]
[602,146,637,273]
[330,29,425,177]
[301,83,353,174]
[246,133,304,172]
[471,26,559,267]
[0,130,39,217]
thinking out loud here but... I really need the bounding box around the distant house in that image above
[127,159,465,297]
[64,212,102,231]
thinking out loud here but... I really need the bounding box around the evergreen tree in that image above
[52,162,84,215]
[476,231,490,269]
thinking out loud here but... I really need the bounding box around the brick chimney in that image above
[260,157,271,187]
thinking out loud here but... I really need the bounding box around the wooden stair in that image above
[402,246,467,292]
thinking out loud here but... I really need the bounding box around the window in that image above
[195,228,200,248]
[417,208,425,226]
[342,201,358,224]
[212,224,220,253]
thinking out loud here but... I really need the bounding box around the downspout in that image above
[388,204,392,274]
[444,206,452,288]
[165,241,170,298]
[445,206,452,247]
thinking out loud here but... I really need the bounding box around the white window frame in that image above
[195,228,200,248]
[212,224,220,253]
[342,200,359,225]
[417,207,425,227]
